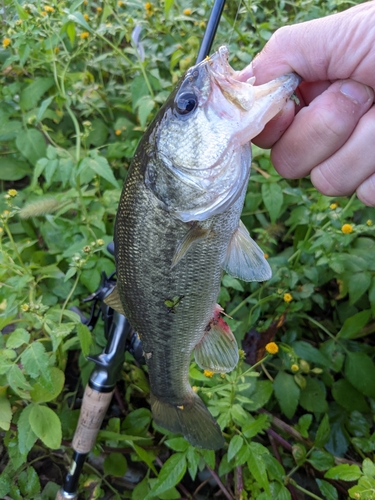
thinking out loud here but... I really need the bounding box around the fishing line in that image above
[226,0,243,49]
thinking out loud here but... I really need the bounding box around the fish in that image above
[105,46,300,450]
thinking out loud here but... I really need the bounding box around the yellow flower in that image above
[204,370,214,378]
[2,210,10,216]
[96,239,105,245]
[183,8,192,15]
[96,6,102,12]
[54,47,60,53]
[7,189,17,197]
[367,220,373,226]
[341,223,353,234]
[41,11,47,16]
[145,2,152,8]
[283,293,293,303]
[118,1,123,5]
[83,13,89,20]
[44,5,55,12]
[265,342,279,355]
[264,253,269,259]
[15,20,23,26]
[2,38,11,48]
[80,31,89,39]
[115,129,122,136]
[83,0,88,4]
[291,364,299,372]
[21,304,30,312]
[330,203,338,210]
[83,245,91,253]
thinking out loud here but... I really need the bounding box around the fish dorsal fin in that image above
[171,224,211,268]
[104,286,126,315]
[194,305,239,373]
[223,220,272,282]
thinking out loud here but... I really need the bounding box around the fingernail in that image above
[340,80,373,105]
[237,62,254,82]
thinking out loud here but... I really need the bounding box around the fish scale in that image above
[107,46,300,449]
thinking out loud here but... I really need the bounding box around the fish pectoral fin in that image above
[103,285,126,315]
[171,224,211,268]
[151,391,224,450]
[223,220,272,282]
[194,304,239,373]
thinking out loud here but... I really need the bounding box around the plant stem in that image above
[288,479,324,500]
[60,272,80,323]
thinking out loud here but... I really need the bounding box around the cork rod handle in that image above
[72,385,114,454]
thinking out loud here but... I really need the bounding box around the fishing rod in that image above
[56,2,226,498]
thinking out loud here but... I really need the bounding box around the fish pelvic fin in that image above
[194,304,239,373]
[150,391,224,450]
[103,285,126,315]
[223,220,272,282]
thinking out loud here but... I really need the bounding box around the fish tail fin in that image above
[150,391,224,450]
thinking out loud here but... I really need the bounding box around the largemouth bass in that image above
[106,46,299,450]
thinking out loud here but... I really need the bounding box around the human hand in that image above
[239,2,375,206]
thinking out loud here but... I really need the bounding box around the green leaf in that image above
[17,404,37,455]
[337,310,372,339]
[132,477,149,500]
[348,272,372,305]
[81,154,119,188]
[345,352,375,398]
[146,453,187,499]
[293,341,329,367]
[6,328,30,349]
[273,371,300,419]
[186,446,200,480]
[136,95,155,128]
[222,274,244,291]
[165,437,189,452]
[18,466,41,497]
[316,479,338,500]
[68,12,92,31]
[262,183,284,223]
[362,458,375,478]
[295,413,313,438]
[332,379,370,413]
[242,414,270,439]
[77,323,92,357]
[0,394,12,431]
[7,364,33,397]
[29,405,62,449]
[307,450,334,471]
[20,77,54,112]
[15,2,29,20]
[15,129,47,166]
[315,414,330,448]
[0,158,31,181]
[21,342,50,379]
[36,95,55,122]
[228,435,243,462]
[65,21,76,45]
[30,367,65,403]
[324,464,362,482]
[132,444,158,475]
[103,452,127,477]
[299,377,328,413]
[0,473,11,498]
[243,380,273,411]
[247,442,270,494]
[164,0,174,16]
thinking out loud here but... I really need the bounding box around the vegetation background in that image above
[1,0,375,498]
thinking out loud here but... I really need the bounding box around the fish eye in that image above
[175,92,197,115]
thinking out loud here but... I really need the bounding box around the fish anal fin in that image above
[171,224,211,268]
[223,220,272,282]
[151,391,224,450]
[194,304,239,373]
[103,286,126,315]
